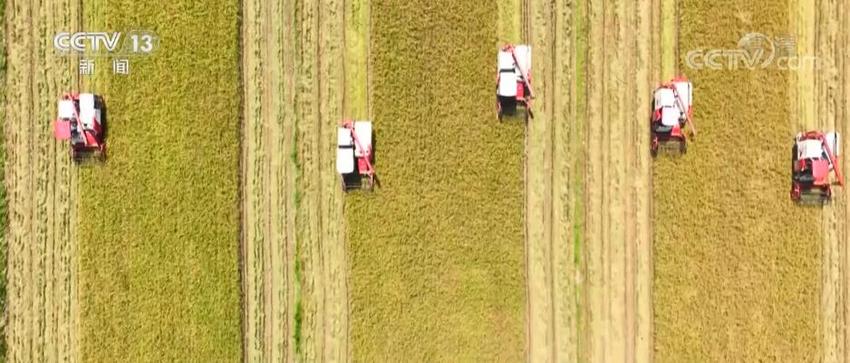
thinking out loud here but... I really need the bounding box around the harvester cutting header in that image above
[496,44,533,121]
[791,131,844,203]
[53,92,106,163]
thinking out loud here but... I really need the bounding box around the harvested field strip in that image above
[582,0,655,361]
[292,0,349,361]
[790,0,849,361]
[76,0,242,361]
[240,0,297,361]
[653,1,821,360]
[346,0,525,360]
[523,0,580,361]
[4,0,81,361]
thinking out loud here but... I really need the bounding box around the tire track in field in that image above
[240,0,296,360]
[5,0,80,361]
[583,0,654,361]
[524,0,580,360]
[792,0,848,361]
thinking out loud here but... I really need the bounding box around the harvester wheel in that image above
[680,140,687,154]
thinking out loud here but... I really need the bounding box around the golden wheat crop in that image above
[653,0,821,361]
[75,1,241,361]
[345,0,526,360]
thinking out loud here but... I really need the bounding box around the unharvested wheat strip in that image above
[498,0,521,43]
[659,0,676,78]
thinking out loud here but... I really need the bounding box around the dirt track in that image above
[240,0,350,361]
[791,0,849,361]
[4,0,81,361]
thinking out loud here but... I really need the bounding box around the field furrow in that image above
[4,0,79,361]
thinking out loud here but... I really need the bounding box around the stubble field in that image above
[4,0,81,361]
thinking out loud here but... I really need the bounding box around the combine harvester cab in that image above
[496,44,534,121]
[651,77,695,156]
[53,92,106,163]
[337,119,376,191]
[791,130,844,204]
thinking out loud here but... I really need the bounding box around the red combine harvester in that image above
[496,44,533,121]
[337,119,376,191]
[651,77,695,156]
[791,131,844,203]
[53,92,106,163]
